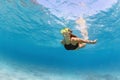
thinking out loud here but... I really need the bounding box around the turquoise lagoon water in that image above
[0,0,120,80]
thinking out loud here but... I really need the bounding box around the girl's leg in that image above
[71,37,97,44]
[79,43,86,48]
[75,43,86,50]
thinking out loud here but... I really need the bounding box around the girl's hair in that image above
[70,33,77,37]
[60,28,72,34]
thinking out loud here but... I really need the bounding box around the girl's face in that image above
[61,28,72,37]
[63,32,70,37]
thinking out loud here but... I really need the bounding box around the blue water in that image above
[0,0,120,80]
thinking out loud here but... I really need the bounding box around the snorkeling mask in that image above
[60,28,72,34]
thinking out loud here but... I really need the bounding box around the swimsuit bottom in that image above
[64,43,78,50]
